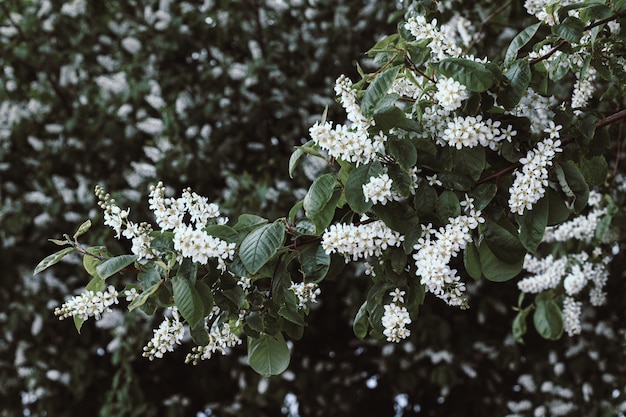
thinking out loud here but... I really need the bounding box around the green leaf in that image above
[533,301,564,340]
[361,66,401,118]
[344,161,383,214]
[373,201,419,233]
[512,308,530,344]
[353,302,369,340]
[504,23,540,67]
[303,173,336,219]
[389,138,417,170]
[555,161,589,213]
[414,184,437,216]
[202,225,239,244]
[73,220,92,239]
[373,104,404,132]
[233,214,268,235]
[96,254,139,279]
[479,243,524,282]
[239,221,286,274]
[289,139,316,178]
[278,302,306,326]
[579,155,608,186]
[499,59,531,110]
[435,58,497,92]
[34,247,77,275]
[190,324,210,346]
[483,219,526,264]
[551,16,584,43]
[246,312,264,332]
[82,246,108,277]
[312,189,342,233]
[516,195,548,252]
[436,190,460,222]
[288,200,304,224]
[438,172,474,191]
[248,333,291,376]
[451,146,485,181]
[128,282,161,311]
[150,231,175,251]
[463,241,482,281]
[299,244,331,283]
[470,182,497,211]
[195,280,215,317]
[173,276,205,328]
[546,187,571,225]
[387,164,413,198]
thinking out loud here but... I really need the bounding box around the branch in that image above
[596,108,626,129]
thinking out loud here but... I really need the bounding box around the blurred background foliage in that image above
[1,0,625,416]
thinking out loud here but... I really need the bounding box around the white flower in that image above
[321,219,404,261]
[185,313,244,364]
[435,77,468,110]
[562,297,582,336]
[362,173,396,205]
[289,282,321,308]
[55,286,119,321]
[382,303,411,342]
[143,307,185,360]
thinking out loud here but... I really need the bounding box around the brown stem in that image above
[477,162,521,185]
[596,108,626,129]
[530,11,626,65]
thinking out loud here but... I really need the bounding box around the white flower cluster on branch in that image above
[508,133,562,215]
[54,285,119,321]
[405,16,462,60]
[543,191,607,243]
[382,288,412,343]
[185,314,243,364]
[321,218,404,261]
[289,282,321,308]
[413,197,484,307]
[143,307,185,360]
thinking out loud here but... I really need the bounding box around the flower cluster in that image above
[185,316,243,364]
[508,133,562,215]
[96,185,156,260]
[321,218,404,261]
[142,307,185,360]
[543,191,607,243]
[362,173,397,205]
[413,197,484,307]
[382,289,411,343]
[435,76,468,111]
[289,282,321,308]
[309,75,386,166]
[405,15,462,61]
[54,285,119,321]
[562,297,583,336]
[421,107,516,151]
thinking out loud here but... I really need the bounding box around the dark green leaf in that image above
[373,200,419,233]
[436,190,460,222]
[173,276,204,328]
[463,241,481,281]
[233,214,268,235]
[500,59,531,110]
[389,138,417,170]
[479,243,524,282]
[304,173,336,219]
[203,225,239,244]
[546,187,571,225]
[414,183,438,216]
[435,58,497,92]
[470,182,497,211]
[239,221,286,274]
[353,302,369,340]
[512,308,530,343]
[195,280,214,317]
[451,146,485,181]
[361,66,401,118]
[248,333,291,376]
[299,244,331,283]
[289,139,316,178]
[551,16,584,43]
[483,219,526,264]
[504,23,541,67]
[438,172,474,191]
[288,200,304,225]
[150,231,175,251]
[555,161,589,213]
[34,247,77,275]
[190,324,210,345]
[313,189,342,233]
[533,300,564,340]
[82,246,108,277]
[387,164,413,198]
[516,195,548,252]
[579,155,608,186]
[96,254,138,279]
